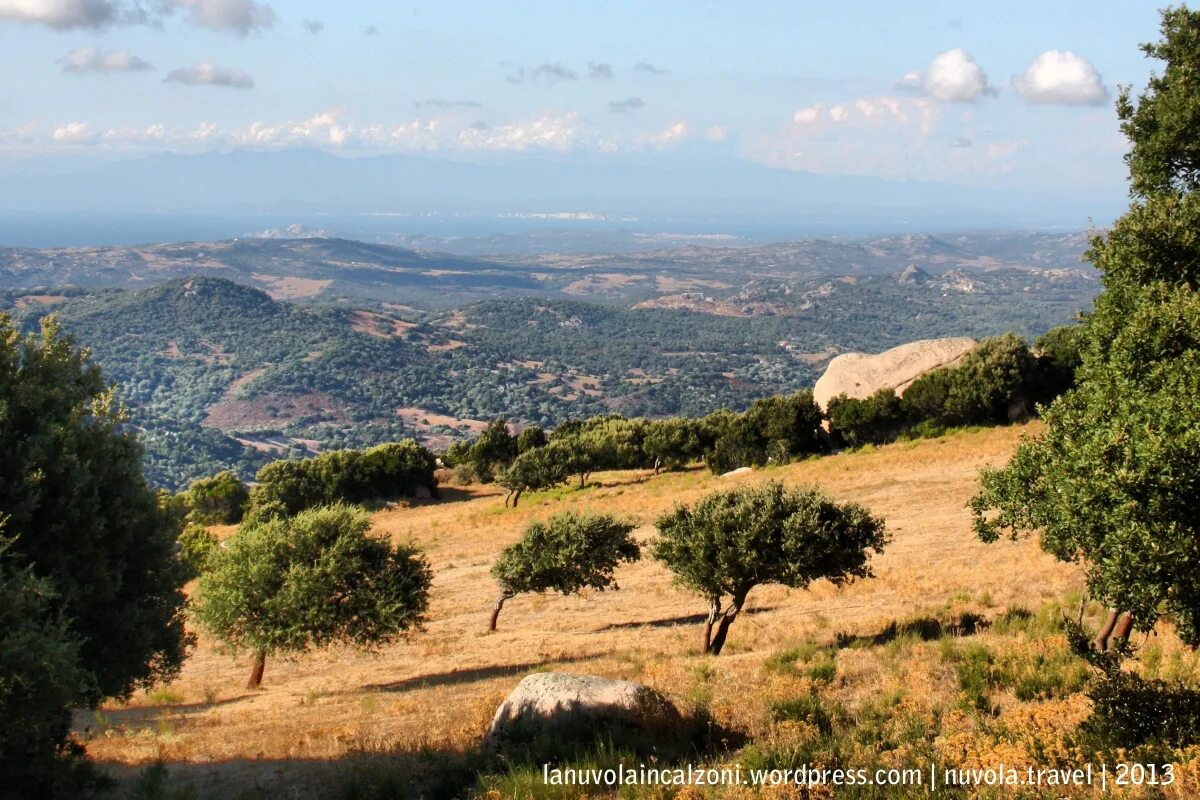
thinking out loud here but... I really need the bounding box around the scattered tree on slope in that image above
[654,481,887,655]
[192,504,432,688]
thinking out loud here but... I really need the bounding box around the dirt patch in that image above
[251,274,333,300]
[204,391,348,431]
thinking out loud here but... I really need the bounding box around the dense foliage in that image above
[489,512,640,631]
[0,541,104,799]
[251,440,438,518]
[653,481,888,655]
[183,470,249,525]
[0,314,189,702]
[192,504,432,688]
[973,9,1200,646]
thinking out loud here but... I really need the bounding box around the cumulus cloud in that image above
[164,61,254,88]
[648,120,687,148]
[0,0,120,29]
[588,61,613,80]
[902,49,994,103]
[633,61,666,75]
[705,125,728,143]
[457,112,582,152]
[52,121,96,143]
[608,96,644,113]
[166,0,275,35]
[301,17,322,34]
[1013,50,1108,106]
[791,96,937,137]
[60,47,153,74]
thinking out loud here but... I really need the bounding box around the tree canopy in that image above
[0,314,189,702]
[972,8,1200,645]
[192,504,432,687]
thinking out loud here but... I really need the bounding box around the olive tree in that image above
[488,512,640,631]
[654,481,888,655]
[972,8,1200,650]
[498,445,568,507]
[192,504,432,688]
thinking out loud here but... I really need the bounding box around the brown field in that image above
[250,274,334,300]
[80,424,1200,798]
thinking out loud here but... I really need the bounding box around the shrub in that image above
[489,512,640,631]
[827,388,905,447]
[177,524,219,579]
[184,471,249,525]
[251,440,437,517]
[653,481,887,654]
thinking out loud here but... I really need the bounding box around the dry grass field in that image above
[78,423,1200,799]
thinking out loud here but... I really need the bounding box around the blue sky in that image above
[0,1,1168,198]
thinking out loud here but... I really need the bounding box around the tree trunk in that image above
[702,599,722,654]
[1093,609,1120,651]
[511,488,523,508]
[708,590,748,656]
[488,593,509,632]
[1111,611,1135,644]
[654,457,662,476]
[247,649,266,689]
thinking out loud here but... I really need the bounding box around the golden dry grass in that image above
[77,423,1200,798]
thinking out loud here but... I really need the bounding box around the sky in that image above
[0,0,1170,200]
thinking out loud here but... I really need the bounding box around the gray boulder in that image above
[485,672,681,745]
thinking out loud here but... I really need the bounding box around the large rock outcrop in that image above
[485,672,681,745]
[813,337,977,410]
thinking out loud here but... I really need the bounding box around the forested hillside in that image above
[2,257,1095,489]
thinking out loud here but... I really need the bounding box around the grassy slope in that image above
[80,423,1200,798]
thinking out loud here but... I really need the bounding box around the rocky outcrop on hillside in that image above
[813,337,978,410]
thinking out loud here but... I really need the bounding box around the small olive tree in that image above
[489,512,640,631]
[654,481,888,655]
[192,504,432,688]
[498,445,568,507]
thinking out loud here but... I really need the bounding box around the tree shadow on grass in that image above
[365,654,598,694]
[594,606,778,633]
[834,612,989,649]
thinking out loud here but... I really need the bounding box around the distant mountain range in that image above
[0,231,1094,309]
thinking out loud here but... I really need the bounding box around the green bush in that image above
[177,524,219,579]
[251,440,437,517]
[827,388,905,447]
[183,471,249,525]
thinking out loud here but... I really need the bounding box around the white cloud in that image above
[164,62,254,88]
[648,120,687,148]
[166,0,274,35]
[60,47,153,74]
[905,48,994,103]
[457,112,583,152]
[52,121,96,143]
[1014,50,1108,106]
[705,125,728,143]
[789,96,936,138]
[0,0,118,29]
